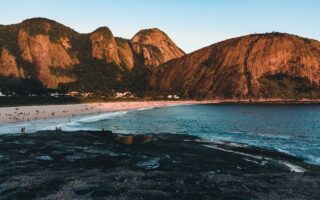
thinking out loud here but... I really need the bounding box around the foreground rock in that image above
[0,131,319,199]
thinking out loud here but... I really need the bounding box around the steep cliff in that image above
[0,18,183,93]
[0,48,24,78]
[0,18,80,88]
[18,30,78,88]
[150,33,320,99]
[2,18,319,99]
[116,38,134,69]
[131,28,185,67]
[90,27,120,66]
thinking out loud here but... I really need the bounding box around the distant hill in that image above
[0,18,184,96]
[149,33,320,99]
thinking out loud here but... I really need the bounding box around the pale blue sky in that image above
[1,0,319,53]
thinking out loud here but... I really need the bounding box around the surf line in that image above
[202,144,306,173]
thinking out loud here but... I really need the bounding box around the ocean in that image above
[1,104,319,165]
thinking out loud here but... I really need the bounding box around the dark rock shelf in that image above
[0,131,319,199]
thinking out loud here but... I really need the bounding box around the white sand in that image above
[0,101,206,124]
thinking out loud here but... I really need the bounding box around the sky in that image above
[1,0,319,53]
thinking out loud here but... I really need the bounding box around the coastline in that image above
[0,100,209,124]
[206,98,320,104]
[1,99,319,124]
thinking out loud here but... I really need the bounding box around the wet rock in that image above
[0,131,319,199]
[136,158,160,170]
[114,134,153,145]
[35,155,53,161]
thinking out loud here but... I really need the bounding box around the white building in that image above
[167,94,180,99]
[115,92,135,98]
[50,92,61,97]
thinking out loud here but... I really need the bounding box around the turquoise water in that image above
[1,104,320,165]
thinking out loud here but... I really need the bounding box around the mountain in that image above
[149,33,320,99]
[1,18,320,100]
[0,18,184,95]
[131,28,185,67]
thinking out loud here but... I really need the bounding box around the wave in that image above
[279,161,306,173]
[137,107,154,111]
[223,130,290,139]
[275,148,293,155]
[306,155,320,165]
[44,120,82,131]
[75,111,128,123]
[203,144,307,172]
[217,132,319,166]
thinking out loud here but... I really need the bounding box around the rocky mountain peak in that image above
[150,32,320,99]
[131,28,185,67]
[0,18,186,92]
[90,26,120,65]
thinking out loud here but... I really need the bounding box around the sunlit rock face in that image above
[131,28,185,67]
[90,27,120,66]
[0,18,185,90]
[116,38,134,70]
[150,33,320,99]
[0,48,24,78]
[18,30,78,88]
[89,28,185,69]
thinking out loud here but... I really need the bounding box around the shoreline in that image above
[1,99,320,124]
[206,98,320,104]
[0,101,209,124]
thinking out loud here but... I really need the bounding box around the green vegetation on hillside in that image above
[0,18,146,97]
[21,18,78,43]
[58,61,150,97]
[0,96,80,107]
[0,76,52,96]
[259,74,320,99]
[2,18,319,102]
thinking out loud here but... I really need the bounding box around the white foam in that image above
[204,144,307,172]
[279,161,306,173]
[244,158,260,165]
[306,155,320,165]
[76,111,128,123]
[164,104,179,107]
[224,130,290,139]
[275,148,297,157]
[203,144,263,160]
[137,107,154,111]
[223,130,243,134]
[228,142,248,148]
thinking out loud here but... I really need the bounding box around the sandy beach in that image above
[1,98,319,125]
[0,101,206,124]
